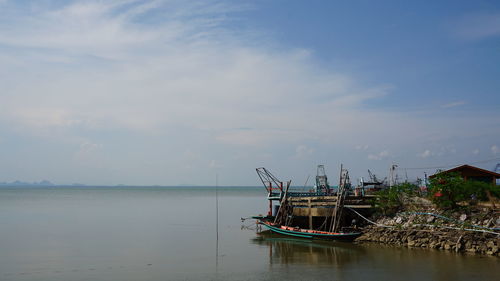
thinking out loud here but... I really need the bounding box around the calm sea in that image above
[0,186,497,281]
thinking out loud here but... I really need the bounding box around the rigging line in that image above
[400,156,500,170]
[345,207,394,228]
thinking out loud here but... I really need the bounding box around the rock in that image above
[356,210,499,256]
[466,248,477,253]
[486,241,495,248]
[465,241,472,249]
[491,246,498,254]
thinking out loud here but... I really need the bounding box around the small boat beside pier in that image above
[255,218,361,241]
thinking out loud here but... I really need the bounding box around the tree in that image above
[428,171,499,209]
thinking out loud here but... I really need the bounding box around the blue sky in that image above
[0,0,499,185]
[246,0,500,107]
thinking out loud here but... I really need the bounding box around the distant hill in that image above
[0,180,55,186]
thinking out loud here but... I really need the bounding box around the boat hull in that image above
[259,220,361,241]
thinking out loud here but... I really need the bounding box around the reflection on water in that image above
[252,230,365,267]
[249,230,499,281]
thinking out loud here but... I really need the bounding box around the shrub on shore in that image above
[374,182,419,215]
[373,173,499,214]
[428,172,499,209]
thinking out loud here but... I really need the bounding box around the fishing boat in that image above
[256,219,362,241]
[253,165,362,242]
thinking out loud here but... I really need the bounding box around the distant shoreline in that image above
[0,184,264,188]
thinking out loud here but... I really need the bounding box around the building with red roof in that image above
[429,164,500,185]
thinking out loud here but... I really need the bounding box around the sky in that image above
[0,0,499,186]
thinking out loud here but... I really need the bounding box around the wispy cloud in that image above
[368,150,389,161]
[0,1,499,184]
[355,145,369,150]
[454,12,500,40]
[441,100,466,109]
[0,0,393,146]
[417,150,433,158]
[492,145,499,155]
[295,145,314,159]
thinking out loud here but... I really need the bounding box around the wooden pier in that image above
[270,193,375,230]
[256,166,376,230]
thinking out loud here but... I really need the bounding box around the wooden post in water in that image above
[268,182,273,216]
[308,198,313,229]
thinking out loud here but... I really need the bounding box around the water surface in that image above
[0,186,497,281]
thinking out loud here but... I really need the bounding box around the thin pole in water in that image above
[215,173,219,271]
[215,173,219,242]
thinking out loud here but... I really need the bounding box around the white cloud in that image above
[78,141,102,154]
[0,1,499,185]
[74,141,103,162]
[368,150,389,161]
[417,150,433,158]
[209,160,222,169]
[0,1,493,150]
[295,145,314,158]
[492,145,499,155]
[355,145,369,150]
[472,148,480,155]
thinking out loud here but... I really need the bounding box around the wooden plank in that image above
[291,201,371,207]
[289,196,338,201]
[293,205,372,217]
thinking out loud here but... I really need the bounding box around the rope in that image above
[345,207,394,228]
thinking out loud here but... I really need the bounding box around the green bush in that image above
[428,172,464,209]
[374,182,418,215]
[462,180,500,200]
[428,172,499,209]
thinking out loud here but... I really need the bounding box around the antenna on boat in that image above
[316,164,330,193]
[303,174,310,190]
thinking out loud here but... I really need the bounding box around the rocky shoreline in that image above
[354,209,500,256]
